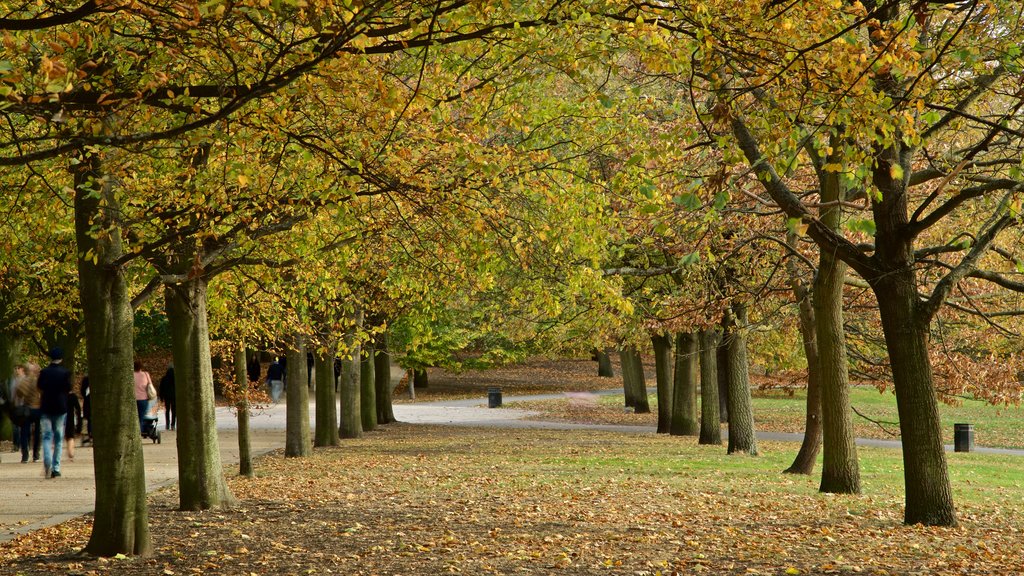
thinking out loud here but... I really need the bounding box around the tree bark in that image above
[783,239,823,475]
[313,350,339,447]
[233,346,254,478]
[413,368,428,389]
[373,333,396,424]
[716,329,730,424]
[619,347,638,408]
[339,318,362,439]
[670,332,699,436]
[164,280,236,510]
[285,336,311,457]
[595,348,614,377]
[698,328,722,445]
[75,155,151,556]
[874,272,957,525]
[814,251,860,492]
[632,347,650,414]
[360,347,377,432]
[652,333,674,433]
[725,305,757,455]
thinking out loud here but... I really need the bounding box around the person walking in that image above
[64,384,83,460]
[37,348,72,478]
[133,360,155,433]
[159,363,176,431]
[14,363,41,464]
[266,357,285,402]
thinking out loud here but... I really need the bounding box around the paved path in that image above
[3,389,1021,543]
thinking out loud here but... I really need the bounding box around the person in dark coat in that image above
[159,363,176,431]
[37,347,72,478]
[246,354,261,384]
[266,357,285,402]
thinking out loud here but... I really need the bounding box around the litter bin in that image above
[954,423,974,452]
[487,387,502,408]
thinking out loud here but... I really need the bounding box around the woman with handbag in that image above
[133,360,156,434]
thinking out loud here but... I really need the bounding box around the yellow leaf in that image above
[786,569,801,575]
[238,174,249,187]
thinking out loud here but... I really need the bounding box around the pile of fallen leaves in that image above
[3,425,1024,575]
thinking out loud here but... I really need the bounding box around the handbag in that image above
[146,379,158,400]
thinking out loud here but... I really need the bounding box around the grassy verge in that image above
[509,387,1024,449]
[3,425,1022,575]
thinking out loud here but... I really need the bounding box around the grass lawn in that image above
[3,425,1023,575]
[509,387,1024,449]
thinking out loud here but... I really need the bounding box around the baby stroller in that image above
[141,400,161,444]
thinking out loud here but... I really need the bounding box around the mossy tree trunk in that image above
[725,304,757,455]
[75,154,151,557]
[165,279,236,510]
[233,346,254,478]
[285,336,311,457]
[339,319,362,439]
[313,350,339,447]
[698,329,722,445]
[360,347,377,432]
[814,166,860,493]
[652,333,674,433]
[670,332,699,436]
[373,333,396,424]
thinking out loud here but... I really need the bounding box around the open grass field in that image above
[3,425,1023,575]
[508,387,1024,449]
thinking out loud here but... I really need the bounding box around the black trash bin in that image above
[487,387,502,408]
[954,423,974,452]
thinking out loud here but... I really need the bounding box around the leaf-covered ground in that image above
[3,425,1024,575]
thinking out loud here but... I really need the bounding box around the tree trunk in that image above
[595,348,614,377]
[164,280,236,511]
[413,368,428,389]
[725,305,757,455]
[698,328,722,445]
[233,346,254,478]
[75,155,151,556]
[814,251,860,492]
[619,347,638,408]
[373,333,396,424]
[313,350,339,447]
[339,319,362,439]
[652,333,674,433]
[716,329,729,424]
[285,337,311,457]
[874,273,957,525]
[44,319,82,377]
[783,247,823,475]
[360,347,377,432]
[627,346,650,414]
[670,332,699,436]
[814,163,860,492]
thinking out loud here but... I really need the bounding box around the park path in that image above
[3,388,1021,543]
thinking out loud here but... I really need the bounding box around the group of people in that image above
[1,352,180,477]
[1,348,79,478]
